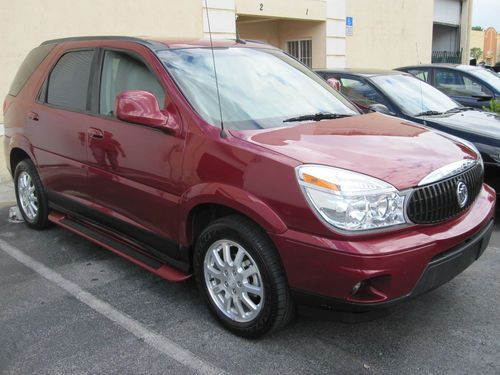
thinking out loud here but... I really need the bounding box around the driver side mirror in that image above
[115,90,179,134]
[368,103,394,116]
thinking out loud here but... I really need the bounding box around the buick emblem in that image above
[456,181,468,208]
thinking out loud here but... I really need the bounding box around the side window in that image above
[462,75,493,97]
[47,50,94,111]
[407,69,429,82]
[434,69,492,97]
[99,50,165,116]
[339,78,388,109]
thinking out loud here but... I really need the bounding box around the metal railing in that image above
[431,50,462,64]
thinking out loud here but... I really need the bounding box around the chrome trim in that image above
[418,159,477,186]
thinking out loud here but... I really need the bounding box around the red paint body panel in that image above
[271,185,495,300]
[3,37,496,307]
[230,113,477,190]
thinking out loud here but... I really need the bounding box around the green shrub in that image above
[483,99,500,114]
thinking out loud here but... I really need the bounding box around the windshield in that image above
[468,68,500,92]
[158,47,358,130]
[371,74,458,116]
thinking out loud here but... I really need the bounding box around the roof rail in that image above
[39,36,167,50]
[239,39,266,45]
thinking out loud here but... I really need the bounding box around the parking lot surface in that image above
[0,185,499,374]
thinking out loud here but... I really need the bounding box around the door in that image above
[85,47,185,261]
[432,68,494,108]
[31,49,96,204]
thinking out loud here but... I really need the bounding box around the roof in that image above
[397,64,485,72]
[315,68,407,77]
[40,36,275,51]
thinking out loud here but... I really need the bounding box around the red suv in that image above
[3,37,496,337]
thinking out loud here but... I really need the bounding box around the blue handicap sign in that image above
[346,16,353,26]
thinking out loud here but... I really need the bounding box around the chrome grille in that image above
[407,163,483,224]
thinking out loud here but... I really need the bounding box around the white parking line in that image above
[0,238,225,375]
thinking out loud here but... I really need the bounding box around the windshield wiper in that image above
[414,110,443,117]
[283,112,353,123]
[444,106,476,114]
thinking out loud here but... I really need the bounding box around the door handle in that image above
[87,127,104,139]
[27,111,39,122]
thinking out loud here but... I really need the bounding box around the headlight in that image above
[296,165,408,232]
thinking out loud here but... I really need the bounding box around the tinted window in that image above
[8,44,55,96]
[99,50,165,116]
[339,78,388,109]
[47,50,94,111]
[468,68,500,93]
[434,69,493,97]
[407,69,430,82]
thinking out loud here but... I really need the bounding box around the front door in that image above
[85,47,185,262]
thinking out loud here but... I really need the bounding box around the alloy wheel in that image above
[203,239,264,323]
[17,171,38,220]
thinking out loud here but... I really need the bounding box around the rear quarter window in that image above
[46,50,94,111]
[8,44,55,96]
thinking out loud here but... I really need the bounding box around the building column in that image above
[326,0,346,68]
[203,0,237,39]
[460,0,472,64]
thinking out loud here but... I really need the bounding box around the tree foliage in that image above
[470,47,483,60]
[472,26,483,31]
[483,99,500,114]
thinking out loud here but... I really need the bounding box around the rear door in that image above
[432,68,494,108]
[31,48,96,205]
[84,45,186,263]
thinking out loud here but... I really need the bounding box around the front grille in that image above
[407,163,483,224]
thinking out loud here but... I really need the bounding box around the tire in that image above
[14,159,51,230]
[193,214,294,338]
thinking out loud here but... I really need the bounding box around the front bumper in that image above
[270,184,496,311]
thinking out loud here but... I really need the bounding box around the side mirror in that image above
[369,103,393,115]
[326,78,341,91]
[115,90,177,133]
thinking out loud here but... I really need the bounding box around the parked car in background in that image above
[3,37,496,338]
[396,64,500,109]
[316,69,500,192]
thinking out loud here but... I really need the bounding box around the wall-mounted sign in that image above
[346,16,353,36]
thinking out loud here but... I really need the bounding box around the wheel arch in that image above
[8,135,37,176]
[179,183,288,248]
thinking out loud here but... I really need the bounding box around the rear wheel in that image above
[194,215,294,338]
[14,159,50,229]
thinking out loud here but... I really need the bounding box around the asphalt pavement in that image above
[0,183,499,374]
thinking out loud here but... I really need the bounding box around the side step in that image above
[48,211,192,282]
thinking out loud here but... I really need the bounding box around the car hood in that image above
[229,113,477,190]
[422,110,500,140]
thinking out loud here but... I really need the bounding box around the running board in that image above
[48,211,191,282]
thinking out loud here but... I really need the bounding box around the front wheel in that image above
[193,215,294,338]
[14,159,50,229]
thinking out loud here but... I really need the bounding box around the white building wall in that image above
[326,0,346,68]
[203,0,237,39]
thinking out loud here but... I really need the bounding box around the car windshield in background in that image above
[468,68,500,92]
[158,48,358,130]
[371,74,458,117]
